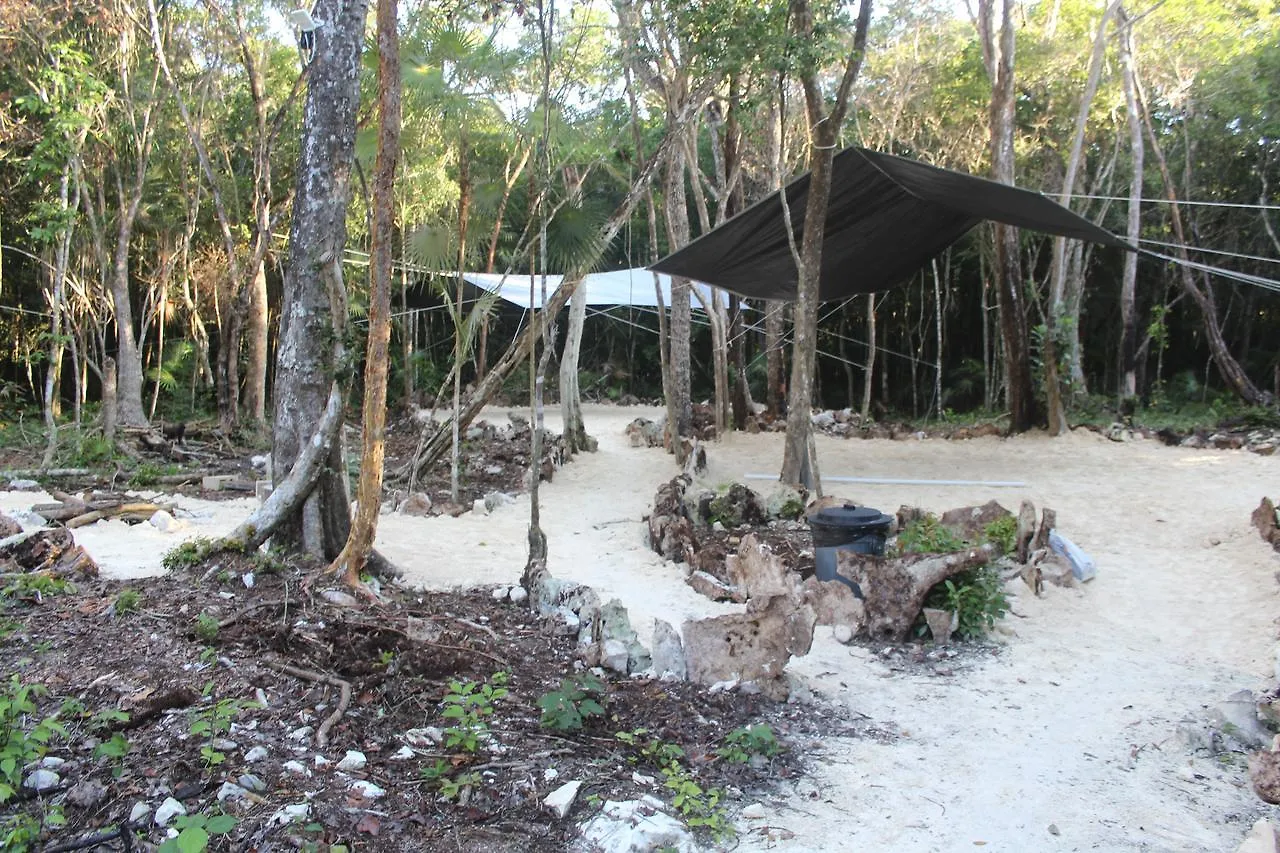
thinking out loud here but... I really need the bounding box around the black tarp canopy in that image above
[650,146,1131,302]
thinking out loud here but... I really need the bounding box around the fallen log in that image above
[837,543,996,641]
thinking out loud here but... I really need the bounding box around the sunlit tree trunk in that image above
[1118,6,1142,401]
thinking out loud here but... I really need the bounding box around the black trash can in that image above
[808,504,893,597]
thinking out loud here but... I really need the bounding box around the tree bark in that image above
[271,0,369,559]
[329,0,400,587]
[243,258,270,423]
[664,146,694,455]
[559,280,596,454]
[978,0,1038,432]
[1044,0,1119,434]
[780,0,874,487]
[861,293,876,419]
[1118,6,1142,401]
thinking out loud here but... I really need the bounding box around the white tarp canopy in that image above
[461,268,719,310]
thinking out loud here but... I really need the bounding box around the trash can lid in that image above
[809,504,893,530]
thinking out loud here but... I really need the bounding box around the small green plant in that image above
[924,566,1010,641]
[163,538,212,573]
[128,462,178,488]
[437,770,482,801]
[982,516,1018,555]
[2,574,75,602]
[376,649,396,669]
[895,516,969,555]
[0,676,67,803]
[190,696,258,769]
[441,672,508,753]
[251,547,289,575]
[615,728,733,841]
[113,588,141,616]
[194,612,219,643]
[65,434,115,467]
[88,707,129,733]
[716,724,782,764]
[0,619,18,642]
[156,811,236,853]
[537,673,606,732]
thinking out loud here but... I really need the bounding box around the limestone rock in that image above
[923,608,957,644]
[23,768,59,792]
[686,570,741,602]
[1213,690,1270,749]
[682,594,816,701]
[573,796,696,853]
[764,485,808,520]
[1252,741,1280,805]
[938,500,1012,542]
[647,476,698,564]
[707,484,767,529]
[398,493,433,517]
[544,780,583,819]
[599,599,651,674]
[154,797,186,827]
[1016,500,1037,563]
[66,779,107,809]
[1037,554,1075,588]
[336,750,367,772]
[800,575,865,629]
[651,619,686,679]
[724,534,791,601]
[0,513,22,537]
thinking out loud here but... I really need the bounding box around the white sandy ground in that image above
[6,403,1280,852]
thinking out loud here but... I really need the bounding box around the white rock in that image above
[631,771,655,786]
[484,491,516,512]
[389,745,415,761]
[7,479,40,491]
[336,750,367,772]
[242,572,255,589]
[288,726,314,741]
[245,746,269,763]
[1237,818,1280,853]
[314,754,332,770]
[544,768,559,781]
[509,586,529,605]
[238,774,267,793]
[575,799,696,853]
[154,797,187,827]
[492,587,510,601]
[320,588,361,608]
[472,498,489,515]
[832,624,854,644]
[603,639,630,673]
[211,738,238,752]
[23,769,60,791]
[270,803,310,826]
[348,779,386,800]
[404,727,444,748]
[216,782,250,803]
[282,760,310,777]
[709,679,739,694]
[543,780,583,819]
[129,802,152,823]
[39,756,66,769]
[149,510,182,533]
[740,802,768,820]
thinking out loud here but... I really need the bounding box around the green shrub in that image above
[716,724,782,764]
[924,566,1009,641]
[163,539,212,573]
[0,677,66,803]
[441,672,508,752]
[537,674,606,732]
[895,515,968,554]
[982,516,1017,555]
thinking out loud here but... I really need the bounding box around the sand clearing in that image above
[10,403,1279,851]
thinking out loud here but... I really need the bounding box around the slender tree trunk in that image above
[664,145,694,456]
[978,0,1038,432]
[330,0,400,587]
[243,258,270,424]
[780,0,873,486]
[559,280,595,453]
[271,0,369,558]
[451,134,471,504]
[861,292,875,419]
[1119,5,1142,401]
[766,301,786,415]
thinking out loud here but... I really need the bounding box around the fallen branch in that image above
[39,823,129,852]
[264,660,352,747]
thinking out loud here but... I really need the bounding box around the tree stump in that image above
[837,544,996,641]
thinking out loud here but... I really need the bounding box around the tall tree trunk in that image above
[1118,5,1142,401]
[664,146,694,456]
[978,0,1038,432]
[451,134,472,504]
[1044,0,1119,434]
[243,259,270,423]
[559,280,595,453]
[780,0,873,487]
[330,0,400,587]
[861,292,875,419]
[271,0,368,558]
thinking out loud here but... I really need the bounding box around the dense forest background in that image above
[1,0,1278,453]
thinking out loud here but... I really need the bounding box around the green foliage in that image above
[190,696,258,769]
[113,588,141,616]
[156,812,236,853]
[537,673,606,732]
[163,539,213,573]
[615,728,733,841]
[59,434,116,467]
[2,573,75,603]
[441,672,508,753]
[0,677,67,804]
[895,516,969,555]
[194,612,219,643]
[716,724,782,764]
[924,567,1009,641]
[128,462,179,488]
[982,516,1017,555]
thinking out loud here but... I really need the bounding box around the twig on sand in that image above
[263,660,352,747]
[42,823,131,852]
